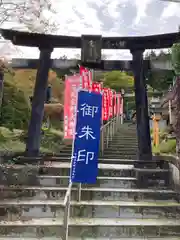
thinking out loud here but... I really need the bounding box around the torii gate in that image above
[0,29,179,160]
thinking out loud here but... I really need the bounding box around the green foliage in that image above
[40,128,63,153]
[145,50,174,91]
[152,136,176,155]
[1,73,31,130]
[171,43,180,75]
[145,50,171,61]
[126,102,135,111]
[103,71,134,92]
[147,70,174,91]
[0,127,25,153]
[159,139,176,154]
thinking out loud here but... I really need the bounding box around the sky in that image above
[1,0,180,60]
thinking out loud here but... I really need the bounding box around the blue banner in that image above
[70,90,102,184]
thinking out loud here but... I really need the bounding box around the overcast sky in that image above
[1,0,180,60]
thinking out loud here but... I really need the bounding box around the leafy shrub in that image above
[1,79,31,130]
[40,129,63,153]
[159,139,176,154]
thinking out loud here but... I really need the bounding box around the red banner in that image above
[116,93,122,115]
[102,88,109,121]
[92,82,102,93]
[89,70,93,87]
[120,96,123,115]
[113,91,117,116]
[108,89,113,118]
[64,75,81,139]
[80,66,92,90]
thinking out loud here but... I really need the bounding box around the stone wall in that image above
[154,155,180,192]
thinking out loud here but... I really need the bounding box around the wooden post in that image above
[25,48,53,156]
[153,115,160,147]
[131,49,152,160]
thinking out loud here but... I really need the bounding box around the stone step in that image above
[109,141,138,146]
[105,149,138,153]
[0,218,180,238]
[105,138,137,141]
[0,163,134,178]
[104,148,138,152]
[111,137,137,140]
[6,216,179,227]
[108,143,137,147]
[38,175,167,189]
[106,143,138,147]
[58,150,139,156]
[2,199,179,207]
[107,142,138,145]
[0,238,179,240]
[0,200,179,220]
[105,147,138,151]
[38,176,137,188]
[134,167,169,179]
[118,131,137,133]
[112,136,137,139]
[0,186,177,201]
[102,154,137,159]
[98,159,168,166]
[118,131,137,134]
[104,154,138,158]
[117,129,137,132]
[103,150,137,155]
[39,163,134,177]
[39,164,168,178]
[15,157,166,167]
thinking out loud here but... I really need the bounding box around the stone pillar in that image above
[25,48,53,156]
[130,49,152,160]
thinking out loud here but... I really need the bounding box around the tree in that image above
[0,0,58,34]
[145,49,174,91]
[171,43,180,157]
[147,70,174,91]
[103,71,134,92]
[144,50,157,60]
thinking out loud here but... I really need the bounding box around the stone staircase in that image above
[0,124,179,239]
[102,123,138,159]
[58,123,138,160]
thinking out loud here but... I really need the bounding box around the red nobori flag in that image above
[64,75,81,139]
[102,88,109,121]
[108,89,113,118]
[117,93,122,115]
[88,70,93,86]
[79,66,92,90]
[92,82,102,93]
[113,91,117,116]
[120,95,123,115]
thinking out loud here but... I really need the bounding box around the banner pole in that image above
[69,75,82,183]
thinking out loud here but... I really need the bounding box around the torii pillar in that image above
[25,47,53,156]
[130,49,152,160]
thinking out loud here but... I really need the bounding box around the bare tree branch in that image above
[0,0,58,34]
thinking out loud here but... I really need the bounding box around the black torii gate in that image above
[0,29,179,160]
